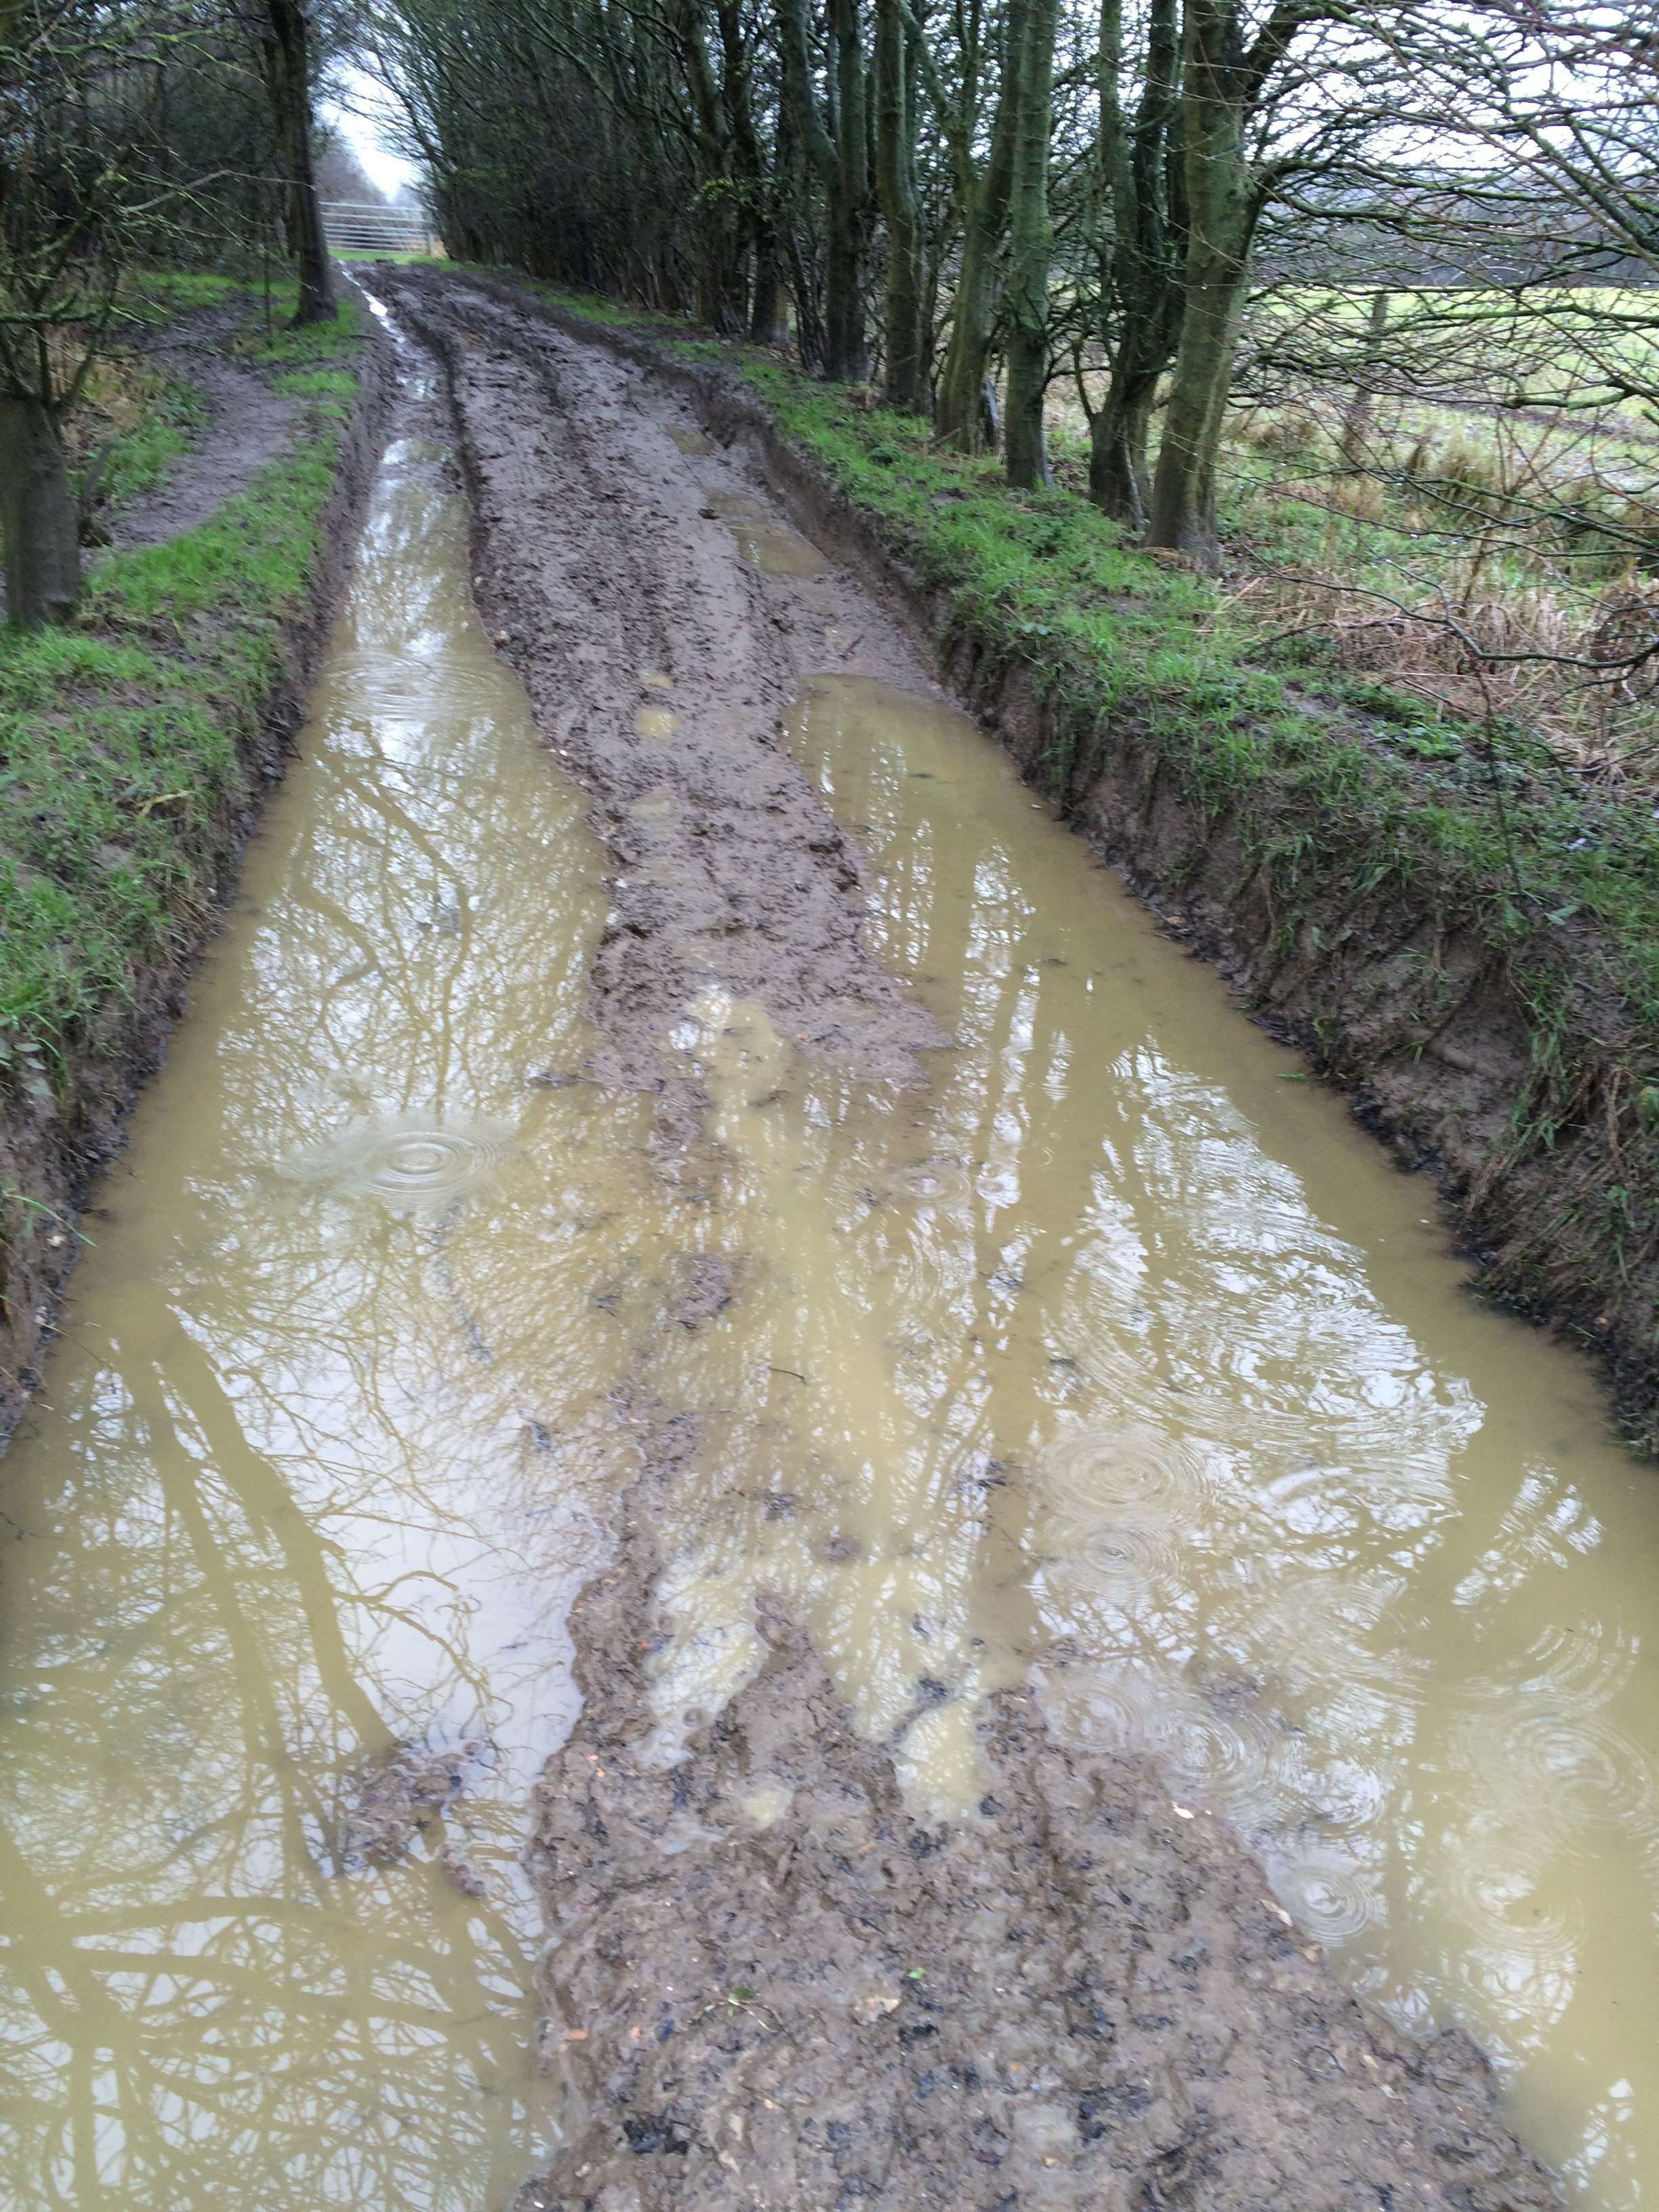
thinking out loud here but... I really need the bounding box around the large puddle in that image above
[4,395,1659,2208]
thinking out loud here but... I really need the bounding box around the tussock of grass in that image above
[0,288,365,1080]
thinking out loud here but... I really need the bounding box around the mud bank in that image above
[0,302,392,1439]
[370,264,1561,2209]
[392,265,1657,1457]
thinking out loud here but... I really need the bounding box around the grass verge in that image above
[0,286,367,1133]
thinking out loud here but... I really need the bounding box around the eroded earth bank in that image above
[364,265,1565,2211]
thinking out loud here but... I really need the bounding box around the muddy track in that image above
[373,264,1560,2212]
[115,304,301,547]
[376,268,941,1128]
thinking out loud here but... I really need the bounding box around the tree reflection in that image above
[0,449,626,2210]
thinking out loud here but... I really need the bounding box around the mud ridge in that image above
[516,1435,1559,2212]
[399,264,1656,1453]
[368,265,1561,2210]
[376,267,943,1135]
[0,305,395,1442]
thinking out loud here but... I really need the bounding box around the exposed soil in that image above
[371,264,1561,2211]
[373,269,943,1130]
[112,303,300,546]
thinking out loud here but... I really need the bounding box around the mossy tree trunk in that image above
[262,0,335,327]
[1088,0,1185,527]
[1146,0,1313,567]
[874,0,924,411]
[933,0,1025,453]
[1002,0,1061,487]
[779,0,873,381]
[0,396,79,626]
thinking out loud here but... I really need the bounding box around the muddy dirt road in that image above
[18,264,1659,2212]
[358,266,1565,2209]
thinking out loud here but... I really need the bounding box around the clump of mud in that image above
[333,1738,487,1868]
[514,1456,1559,2212]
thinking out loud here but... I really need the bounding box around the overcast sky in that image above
[325,64,422,200]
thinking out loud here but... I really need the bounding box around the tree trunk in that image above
[933,0,1026,451]
[1340,288,1390,465]
[0,397,79,628]
[1088,373,1158,524]
[1145,0,1259,567]
[827,0,872,380]
[750,227,790,345]
[1088,0,1183,526]
[778,0,869,381]
[874,0,923,410]
[1002,0,1061,487]
[262,0,335,327]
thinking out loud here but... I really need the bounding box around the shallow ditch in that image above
[0,285,1656,2209]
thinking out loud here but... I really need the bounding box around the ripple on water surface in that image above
[285,1113,513,1209]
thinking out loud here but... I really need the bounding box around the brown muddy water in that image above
[4,400,1659,2211]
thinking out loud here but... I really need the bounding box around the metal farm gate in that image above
[319,201,438,256]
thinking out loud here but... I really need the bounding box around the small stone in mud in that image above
[622,2110,692,2156]
[819,1529,862,1561]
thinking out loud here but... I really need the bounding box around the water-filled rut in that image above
[0,272,1652,2208]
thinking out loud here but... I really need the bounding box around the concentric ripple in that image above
[285,1113,512,1210]
[1039,1422,1212,1525]
[1071,1518,1176,1597]
[1265,1847,1382,1944]
[1145,1703,1285,1817]
[1437,1823,1584,1961]
[1463,1703,1659,1846]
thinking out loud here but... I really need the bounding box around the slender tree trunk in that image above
[1340,287,1389,465]
[1088,374,1160,521]
[0,397,79,627]
[1002,0,1061,487]
[750,225,789,344]
[934,0,1025,451]
[874,0,922,409]
[262,0,335,326]
[827,0,872,380]
[1146,0,1258,567]
[778,0,869,380]
[1088,0,1183,526]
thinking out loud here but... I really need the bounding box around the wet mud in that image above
[376,269,943,1115]
[114,302,302,546]
[523,1471,1557,2212]
[367,266,1563,2211]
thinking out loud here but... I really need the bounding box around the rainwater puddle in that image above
[701,489,826,577]
[5,478,1659,2211]
[0,432,649,2205]
[734,672,1659,2207]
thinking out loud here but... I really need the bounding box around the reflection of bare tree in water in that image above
[0,1356,550,2209]
[0,452,626,2208]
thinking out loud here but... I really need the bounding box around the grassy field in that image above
[1052,287,1659,781]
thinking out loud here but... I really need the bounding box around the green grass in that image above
[0,287,365,1080]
